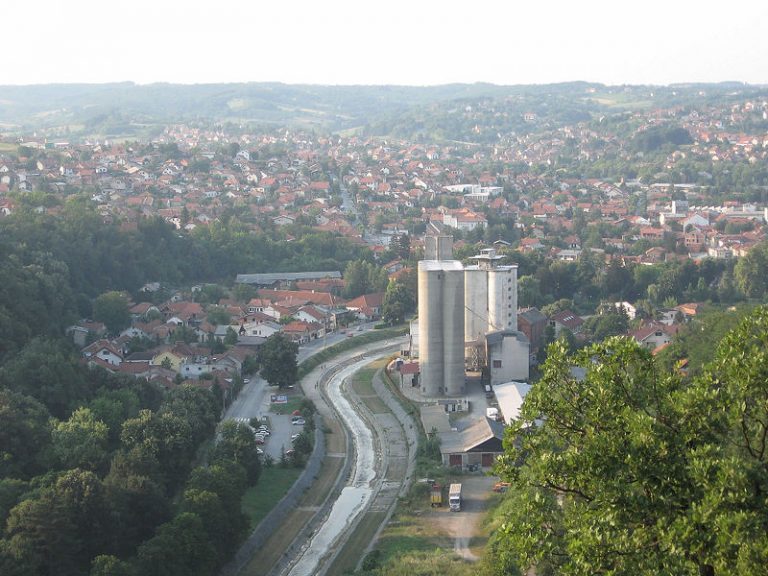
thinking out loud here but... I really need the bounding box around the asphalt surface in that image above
[223,325,377,458]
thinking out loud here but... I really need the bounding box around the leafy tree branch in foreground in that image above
[492,307,768,576]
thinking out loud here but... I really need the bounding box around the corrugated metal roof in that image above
[235,271,342,284]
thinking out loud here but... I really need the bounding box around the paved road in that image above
[222,327,376,458]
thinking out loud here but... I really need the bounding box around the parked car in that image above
[292,418,306,426]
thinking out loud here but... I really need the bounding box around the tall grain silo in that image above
[418,260,465,396]
[488,265,518,332]
[442,264,466,396]
[464,266,488,346]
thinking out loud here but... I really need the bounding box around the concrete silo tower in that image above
[464,248,518,368]
[418,259,466,396]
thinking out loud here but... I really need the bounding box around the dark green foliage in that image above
[212,421,262,484]
[0,338,89,419]
[103,464,171,555]
[259,332,298,388]
[187,462,248,514]
[135,512,216,576]
[291,431,312,458]
[93,292,131,336]
[0,390,51,479]
[160,386,219,447]
[494,307,768,575]
[4,470,111,576]
[343,259,388,298]
[0,479,27,528]
[582,308,629,341]
[180,488,248,566]
[90,555,135,576]
[734,241,768,299]
[656,305,754,376]
[382,280,414,325]
[87,388,141,447]
[119,409,195,492]
[632,125,693,152]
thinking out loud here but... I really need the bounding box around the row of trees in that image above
[513,249,742,314]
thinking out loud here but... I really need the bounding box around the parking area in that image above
[262,413,308,460]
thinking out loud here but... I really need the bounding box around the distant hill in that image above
[0,81,764,141]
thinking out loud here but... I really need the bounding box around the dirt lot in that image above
[425,475,496,560]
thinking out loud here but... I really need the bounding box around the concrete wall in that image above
[488,332,529,385]
[424,235,454,261]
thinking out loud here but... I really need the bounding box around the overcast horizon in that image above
[6,1,768,87]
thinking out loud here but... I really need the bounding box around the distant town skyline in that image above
[8,1,768,87]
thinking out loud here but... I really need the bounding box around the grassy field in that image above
[241,466,302,528]
[349,365,393,415]
[269,396,304,415]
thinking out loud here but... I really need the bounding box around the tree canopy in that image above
[259,333,298,389]
[492,306,768,576]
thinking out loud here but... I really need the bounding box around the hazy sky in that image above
[6,1,768,86]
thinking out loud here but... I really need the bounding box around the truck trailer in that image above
[449,483,462,512]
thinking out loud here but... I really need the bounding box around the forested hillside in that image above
[1,81,765,141]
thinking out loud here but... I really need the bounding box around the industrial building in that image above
[416,238,529,397]
[464,248,519,370]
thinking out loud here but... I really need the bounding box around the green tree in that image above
[5,470,111,576]
[0,389,51,479]
[259,333,298,389]
[90,555,135,576]
[180,488,248,567]
[518,275,544,308]
[206,305,231,326]
[0,479,27,529]
[93,291,131,335]
[734,242,768,299]
[224,326,239,346]
[120,409,194,490]
[381,280,413,325]
[135,512,216,576]
[494,308,768,575]
[0,337,89,419]
[51,407,109,473]
[583,309,629,341]
[87,388,140,446]
[212,420,262,484]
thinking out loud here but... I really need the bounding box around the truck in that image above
[430,482,442,507]
[449,483,462,512]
